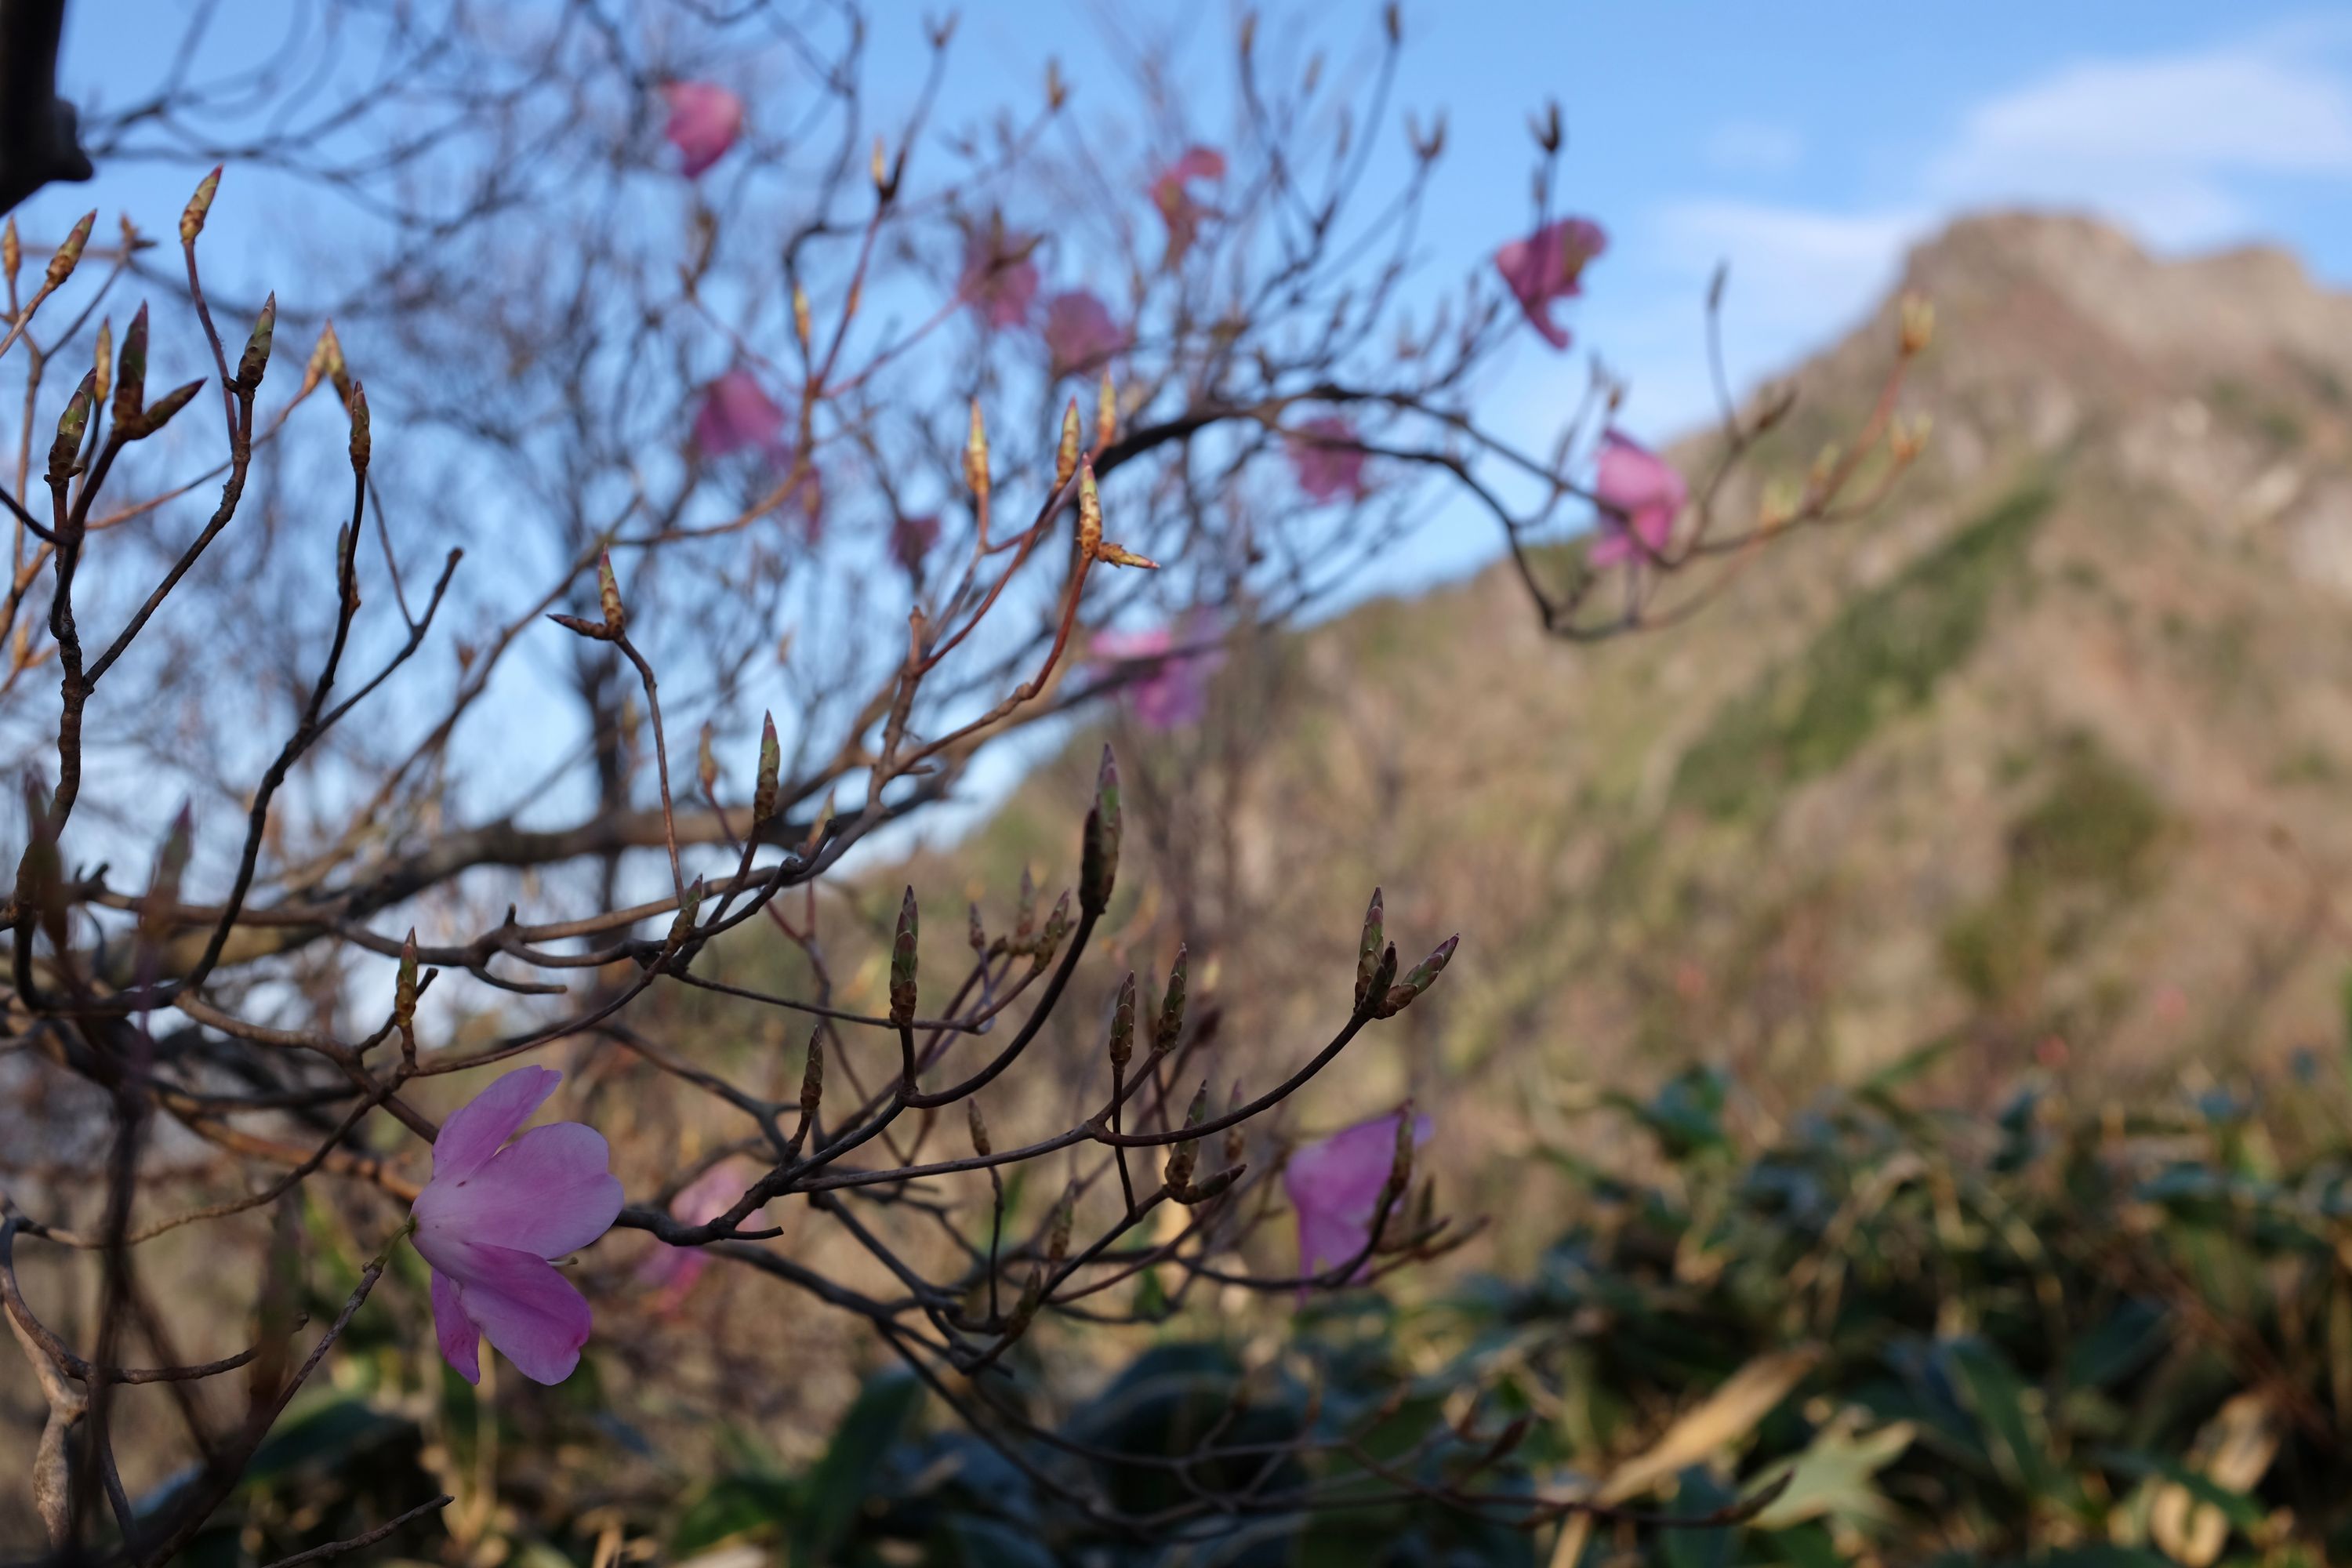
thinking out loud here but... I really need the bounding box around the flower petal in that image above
[430,1269,481,1385]
[436,1239,597,1385]
[1285,1112,1433,1283]
[432,1065,561,1181]
[416,1122,623,1260]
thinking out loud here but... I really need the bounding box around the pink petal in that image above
[415,1122,623,1260]
[1285,1112,1432,1283]
[432,1238,597,1386]
[1494,217,1607,350]
[695,370,787,459]
[1287,416,1367,503]
[432,1066,561,1181]
[662,82,745,180]
[1590,429,1685,567]
[430,1269,481,1385]
[1043,291,1129,379]
[1169,146,1227,183]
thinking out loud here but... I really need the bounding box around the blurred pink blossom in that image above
[693,369,786,459]
[636,1159,751,1313]
[412,1066,623,1385]
[1284,1110,1432,1285]
[1150,145,1226,267]
[1493,216,1607,350]
[960,221,1041,328]
[1587,429,1684,568]
[1091,615,1224,731]
[1044,290,1130,379]
[1287,416,1367,503]
[660,82,744,180]
[891,512,941,576]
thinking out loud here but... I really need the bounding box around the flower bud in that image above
[752,712,781,828]
[2,217,17,288]
[596,550,626,633]
[791,281,812,355]
[180,167,223,245]
[1055,399,1081,490]
[91,318,110,405]
[43,210,94,294]
[1355,887,1385,1007]
[301,320,344,401]
[394,929,420,1031]
[1377,935,1457,1018]
[1079,746,1121,913]
[666,877,706,947]
[1108,971,1136,1069]
[799,1030,824,1120]
[1899,292,1935,356]
[1163,1080,1210,1192]
[1035,890,1072,967]
[47,371,94,483]
[1046,1185,1074,1264]
[1385,1099,1415,1198]
[965,1098,991,1157]
[347,382,371,474]
[131,379,204,441]
[113,303,148,430]
[963,399,989,506]
[889,886,919,1027]
[1096,367,1117,448]
[1076,459,1103,560]
[236,292,276,391]
[1156,945,1188,1053]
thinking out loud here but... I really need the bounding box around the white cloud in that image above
[1929,45,2352,243]
[1704,121,1806,176]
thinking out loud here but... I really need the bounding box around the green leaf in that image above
[788,1370,926,1565]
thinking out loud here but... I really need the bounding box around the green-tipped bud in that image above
[131,379,203,441]
[751,712,780,828]
[394,930,420,1030]
[180,167,222,245]
[43,211,94,293]
[889,886,919,1027]
[347,382,371,472]
[1156,945,1188,1053]
[596,550,626,633]
[236,293,276,390]
[1163,1080,1210,1192]
[1355,887,1385,1007]
[1079,746,1121,913]
[1180,1164,1243,1205]
[1034,890,1072,968]
[1109,972,1136,1069]
[1376,934,1457,1018]
[799,1029,823,1120]
[965,1098,991,1157]
[2,217,18,288]
[48,371,95,482]
[666,877,706,947]
[91,318,111,405]
[791,281,811,354]
[1055,399,1080,489]
[1096,366,1117,448]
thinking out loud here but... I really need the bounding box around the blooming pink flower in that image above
[1287,416,1367,503]
[693,369,786,459]
[661,82,745,180]
[1284,1110,1432,1284]
[1091,615,1223,731]
[636,1159,750,1313]
[1150,145,1226,267]
[959,220,1040,329]
[891,512,940,577]
[1587,428,1684,568]
[412,1066,623,1386]
[1493,217,1607,350]
[1043,290,1130,379]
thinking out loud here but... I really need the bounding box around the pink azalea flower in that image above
[1587,428,1685,568]
[636,1159,750,1313]
[661,82,745,180]
[1284,1110,1432,1284]
[412,1066,623,1386]
[1043,290,1130,379]
[891,512,940,576]
[1493,216,1607,350]
[1150,145,1226,267]
[1091,615,1224,731]
[1287,416,1368,503]
[959,220,1041,329]
[693,369,786,459]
